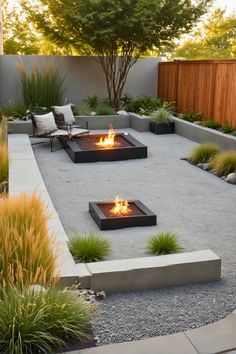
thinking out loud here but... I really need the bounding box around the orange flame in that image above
[96,125,116,147]
[110,196,132,216]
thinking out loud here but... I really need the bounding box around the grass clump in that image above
[68,233,111,263]
[150,106,173,123]
[0,144,9,185]
[0,117,8,144]
[188,143,219,164]
[200,119,218,129]
[209,150,236,176]
[0,193,56,287]
[0,285,92,354]
[147,232,183,255]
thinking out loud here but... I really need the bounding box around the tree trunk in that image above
[98,55,138,111]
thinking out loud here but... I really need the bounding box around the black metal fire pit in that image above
[59,133,147,162]
[89,200,156,230]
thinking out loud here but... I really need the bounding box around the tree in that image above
[24,0,212,110]
[172,9,236,60]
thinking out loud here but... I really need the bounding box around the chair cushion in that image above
[53,105,75,124]
[34,112,57,135]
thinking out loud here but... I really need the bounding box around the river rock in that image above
[225,172,236,184]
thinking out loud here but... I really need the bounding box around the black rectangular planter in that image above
[89,200,157,230]
[59,133,147,163]
[150,121,175,134]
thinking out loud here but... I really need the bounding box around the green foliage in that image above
[0,285,92,354]
[24,0,210,109]
[180,111,201,122]
[222,123,234,134]
[1,102,28,120]
[85,95,99,110]
[121,95,169,115]
[172,9,236,60]
[209,151,236,176]
[200,119,218,129]
[0,193,56,288]
[96,105,116,115]
[0,118,8,144]
[68,233,111,263]
[17,61,66,110]
[147,232,183,255]
[150,107,173,123]
[74,103,92,116]
[188,143,219,164]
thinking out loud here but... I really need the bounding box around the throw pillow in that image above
[34,112,57,135]
[53,104,75,124]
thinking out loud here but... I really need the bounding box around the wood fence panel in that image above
[158,60,236,129]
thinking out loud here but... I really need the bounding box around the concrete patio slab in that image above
[185,315,236,354]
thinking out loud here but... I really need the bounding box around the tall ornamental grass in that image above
[0,144,9,185]
[209,150,236,176]
[0,285,92,354]
[0,193,56,287]
[188,143,220,164]
[0,117,8,144]
[17,61,66,109]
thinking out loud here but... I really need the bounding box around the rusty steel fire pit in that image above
[59,132,147,163]
[89,198,156,230]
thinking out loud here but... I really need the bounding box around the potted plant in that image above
[150,107,175,134]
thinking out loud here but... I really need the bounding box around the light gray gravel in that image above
[32,129,236,345]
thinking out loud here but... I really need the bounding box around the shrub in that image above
[181,111,201,122]
[120,94,165,114]
[84,95,99,110]
[0,285,92,354]
[188,143,220,164]
[209,150,236,176]
[0,193,56,287]
[0,144,9,184]
[1,103,28,120]
[17,61,66,109]
[200,119,218,129]
[74,103,92,116]
[68,233,111,263]
[96,105,116,115]
[147,232,182,255]
[150,107,173,123]
[222,123,234,134]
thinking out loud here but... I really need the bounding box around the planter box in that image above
[8,120,33,135]
[150,121,175,134]
[75,114,130,130]
[172,116,236,150]
[129,112,151,132]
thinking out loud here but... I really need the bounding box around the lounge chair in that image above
[30,111,88,152]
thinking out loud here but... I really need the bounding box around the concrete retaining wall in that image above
[0,55,161,105]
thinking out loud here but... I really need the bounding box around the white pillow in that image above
[53,104,75,124]
[34,112,57,135]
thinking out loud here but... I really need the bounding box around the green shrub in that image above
[74,103,92,116]
[150,107,173,123]
[181,111,201,122]
[209,150,236,176]
[200,119,218,129]
[0,193,56,288]
[147,232,182,255]
[84,95,99,110]
[120,94,165,114]
[96,105,116,115]
[1,103,28,120]
[17,61,66,110]
[68,233,111,263]
[0,285,92,354]
[188,143,220,164]
[222,123,234,134]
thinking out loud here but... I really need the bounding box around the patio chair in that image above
[30,111,88,152]
[52,104,81,130]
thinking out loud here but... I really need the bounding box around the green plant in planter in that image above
[181,111,201,122]
[209,150,236,176]
[150,107,173,124]
[68,233,111,263]
[147,232,183,255]
[1,103,28,120]
[96,105,116,115]
[85,95,99,110]
[200,119,218,129]
[222,123,234,134]
[188,143,220,164]
[74,103,92,116]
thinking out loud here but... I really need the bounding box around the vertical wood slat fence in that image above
[158,60,236,129]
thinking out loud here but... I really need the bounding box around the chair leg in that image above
[50,137,54,152]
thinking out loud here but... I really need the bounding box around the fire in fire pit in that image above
[96,125,119,148]
[89,198,156,230]
[110,196,132,216]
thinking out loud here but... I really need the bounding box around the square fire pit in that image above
[59,133,147,162]
[89,200,157,230]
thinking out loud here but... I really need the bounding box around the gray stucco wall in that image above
[0,55,161,105]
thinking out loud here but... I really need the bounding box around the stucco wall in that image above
[0,55,161,105]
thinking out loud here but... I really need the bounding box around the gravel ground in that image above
[32,129,236,346]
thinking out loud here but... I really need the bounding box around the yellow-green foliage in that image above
[0,117,8,144]
[0,193,56,287]
[0,144,9,184]
[188,143,219,164]
[209,150,236,176]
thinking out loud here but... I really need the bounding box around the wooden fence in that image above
[158,60,236,129]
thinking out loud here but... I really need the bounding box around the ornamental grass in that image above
[0,193,56,288]
[209,150,236,176]
[147,232,183,255]
[188,143,219,164]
